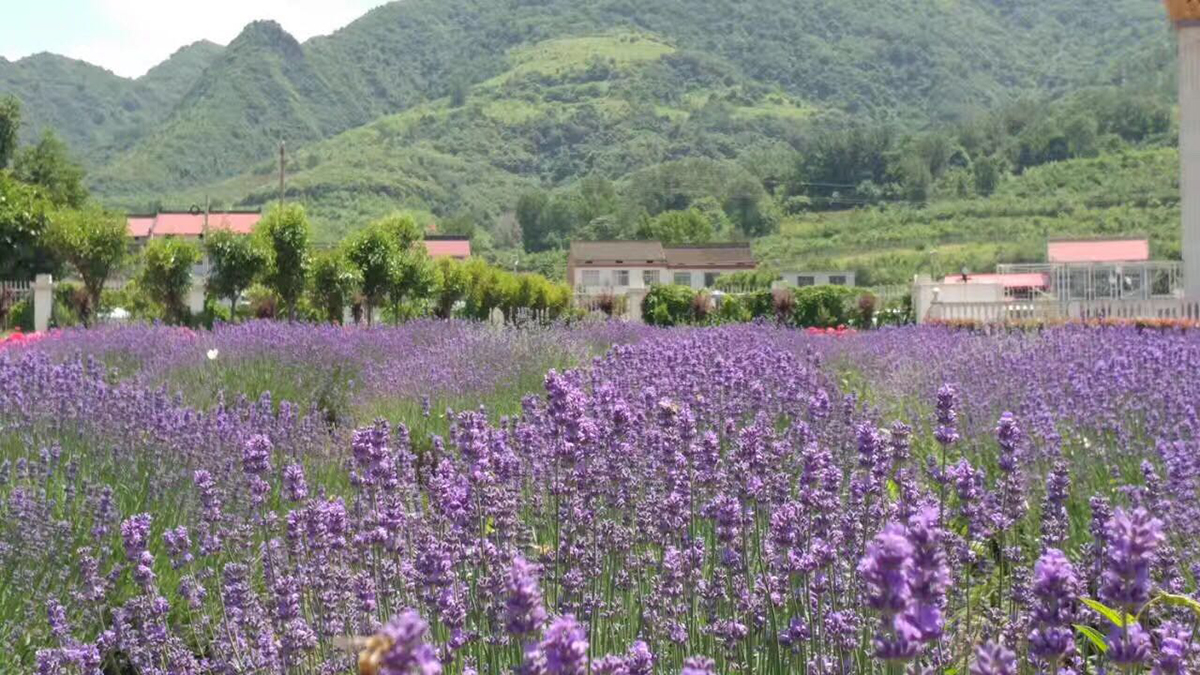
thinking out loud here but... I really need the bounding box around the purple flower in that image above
[378,610,441,675]
[1101,508,1164,611]
[1108,621,1153,666]
[680,656,716,675]
[282,463,308,502]
[505,557,548,638]
[859,523,918,661]
[994,412,1021,473]
[1029,548,1080,663]
[120,513,152,562]
[902,506,949,643]
[242,434,273,476]
[970,641,1017,675]
[1152,621,1193,675]
[533,615,589,675]
[934,384,959,446]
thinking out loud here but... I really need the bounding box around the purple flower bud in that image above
[970,641,1017,675]
[505,557,547,638]
[379,610,441,675]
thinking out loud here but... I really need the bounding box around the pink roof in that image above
[424,239,471,259]
[943,273,1048,288]
[128,217,155,238]
[1047,239,1149,263]
[126,212,261,238]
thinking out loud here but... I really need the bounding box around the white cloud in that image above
[64,0,385,78]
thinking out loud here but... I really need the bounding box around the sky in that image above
[0,0,386,78]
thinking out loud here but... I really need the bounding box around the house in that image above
[127,210,264,278]
[781,271,857,288]
[567,241,755,294]
[423,235,472,260]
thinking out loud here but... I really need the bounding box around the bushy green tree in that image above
[636,208,714,244]
[309,250,361,324]
[433,257,468,319]
[258,204,311,320]
[45,206,129,325]
[138,238,201,325]
[346,222,397,325]
[12,130,88,208]
[389,246,436,318]
[0,95,19,169]
[641,284,697,326]
[205,229,267,317]
[0,172,57,279]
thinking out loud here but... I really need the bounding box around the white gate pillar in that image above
[32,274,53,333]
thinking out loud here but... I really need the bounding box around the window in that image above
[614,270,630,287]
[581,270,601,287]
[829,275,847,286]
[673,272,692,286]
[642,270,660,287]
[796,276,815,287]
[704,272,720,287]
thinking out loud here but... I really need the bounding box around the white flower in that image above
[206,349,219,361]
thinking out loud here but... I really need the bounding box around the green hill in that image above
[0,42,222,165]
[0,0,1184,282]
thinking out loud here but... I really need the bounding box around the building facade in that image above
[568,241,755,295]
[780,271,856,288]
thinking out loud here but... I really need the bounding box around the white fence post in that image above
[33,274,53,333]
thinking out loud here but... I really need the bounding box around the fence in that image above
[926,297,1200,324]
[0,276,53,332]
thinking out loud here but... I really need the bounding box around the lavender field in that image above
[2,322,1197,674]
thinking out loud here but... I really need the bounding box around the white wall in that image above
[573,266,667,293]
[783,271,856,287]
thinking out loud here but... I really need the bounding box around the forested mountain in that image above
[0,0,1183,277]
[0,41,222,165]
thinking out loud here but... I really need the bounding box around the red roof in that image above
[128,217,155,238]
[424,238,471,259]
[1047,238,1149,263]
[943,273,1049,288]
[127,212,261,239]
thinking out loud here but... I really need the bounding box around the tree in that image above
[346,220,399,326]
[309,250,361,324]
[0,172,57,279]
[517,191,550,253]
[636,208,715,244]
[204,229,267,318]
[389,246,436,319]
[138,238,201,325]
[13,130,88,207]
[258,204,311,320]
[45,206,129,325]
[376,212,424,250]
[0,95,19,169]
[972,155,1006,197]
[432,257,469,319]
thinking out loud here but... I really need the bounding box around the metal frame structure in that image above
[996,262,1183,302]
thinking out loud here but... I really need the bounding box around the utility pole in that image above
[278,140,286,211]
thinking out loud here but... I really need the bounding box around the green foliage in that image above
[138,238,201,324]
[636,208,715,245]
[0,171,57,279]
[309,250,361,324]
[45,205,129,323]
[0,95,19,169]
[12,130,88,207]
[433,257,469,319]
[791,285,857,328]
[345,220,398,322]
[204,229,267,315]
[257,204,312,319]
[642,284,697,326]
[714,294,751,324]
[714,269,778,292]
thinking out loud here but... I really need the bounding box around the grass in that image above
[489,33,676,85]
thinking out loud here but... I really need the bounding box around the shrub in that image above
[642,285,696,326]
[792,285,857,328]
[714,294,752,324]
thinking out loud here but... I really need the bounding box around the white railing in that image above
[926,297,1200,323]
